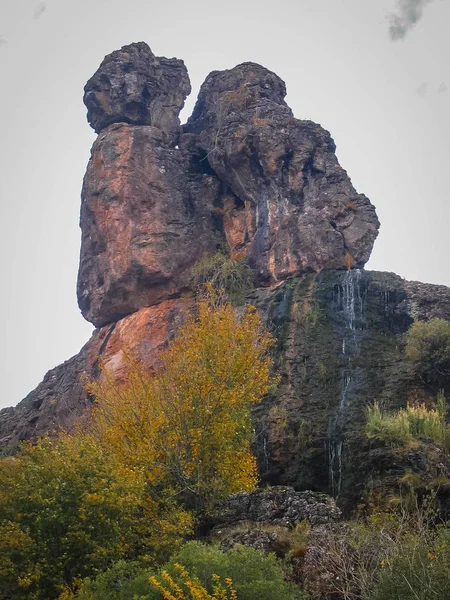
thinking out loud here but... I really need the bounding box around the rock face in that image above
[0,298,192,454]
[1,43,449,513]
[78,47,379,327]
[215,486,341,528]
[84,42,190,142]
[251,270,450,511]
[77,122,218,326]
[185,63,380,281]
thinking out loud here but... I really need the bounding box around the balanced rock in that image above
[185,63,380,281]
[77,123,219,326]
[84,42,190,143]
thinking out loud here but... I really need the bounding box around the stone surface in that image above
[2,45,449,516]
[0,298,192,454]
[84,42,190,142]
[215,486,341,527]
[77,123,219,326]
[78,50,380,327]
[251,270,450,511]
[184,62,380,282]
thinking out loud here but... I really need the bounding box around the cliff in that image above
[1,42,448,510]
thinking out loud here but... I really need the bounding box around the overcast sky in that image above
[0,0,449,409]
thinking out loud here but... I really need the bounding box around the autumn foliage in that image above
[0,295,275,598]
[88,295,276,511]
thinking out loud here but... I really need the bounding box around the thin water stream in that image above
[328,269,365,498]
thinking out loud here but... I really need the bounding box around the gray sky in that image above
[0,0,449,409]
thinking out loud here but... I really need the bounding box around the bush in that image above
[164,541,307,600]
[76,542,308,600]
[406,318,450,390]
[88,296,276,513]
[0,436,170,600]
[191,251,253,304]
[365,526,450,600]
[365,394,450,450]
[150,564,238,600]
[77,560,157,600]
[365,402,411,446]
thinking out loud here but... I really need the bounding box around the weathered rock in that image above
[184,63,380,282]
[0,298,192,454]
[219,530,281,554]
[215,487,341,527]
[77,123,219,326]
[251,270,450,512]
[84,42,190,142]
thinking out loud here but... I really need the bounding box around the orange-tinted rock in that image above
[185,63,380,282]
[77,123,219,327]
[0,299,192,454]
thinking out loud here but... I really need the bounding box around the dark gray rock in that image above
[185,62,380,282]
[84,42,190,143]
[216,486,341,527]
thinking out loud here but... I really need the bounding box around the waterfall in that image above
[328,269,365,498]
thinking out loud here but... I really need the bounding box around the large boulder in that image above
[84,42,190,143]
[184,62,380,282]
[77,123,219,326]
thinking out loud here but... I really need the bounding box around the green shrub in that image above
[76,560,158,600]
[165,541,308,600]
[406,318,450,390]
[365,526,450,600]
[191,250,253,303]
[365,395,450,450]
[77,542,308,600]
[365,402,411,446]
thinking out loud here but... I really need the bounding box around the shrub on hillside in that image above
[191,250,253,303]
[406,318,450,390]
[365,393,449,450]
[88,295,276,513]
[77,542,308,600]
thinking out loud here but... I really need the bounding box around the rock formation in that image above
[1,42,449,512]
[78,43,379,327]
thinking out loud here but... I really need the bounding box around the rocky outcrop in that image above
[0,298,192,454]
[78,46,379,327]
[77,122,218,326]
[1,43,449,513]
[215,486,341,527]
[84,42,190,142]
[184,63,379,281]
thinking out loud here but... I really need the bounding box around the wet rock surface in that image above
[251,270,450,511]
[185,62,380,282]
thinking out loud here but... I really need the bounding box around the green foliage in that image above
[365,402,411,446]
[365,395,450,450]
[76,542,308,600]
[191,250,253,303]
[0,433,191,599]
[76,560,157,600]
[406,318,450,389]
[365,526,450,600]
[164,542,307,600]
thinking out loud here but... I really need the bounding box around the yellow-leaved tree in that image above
[88,294,276,512]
